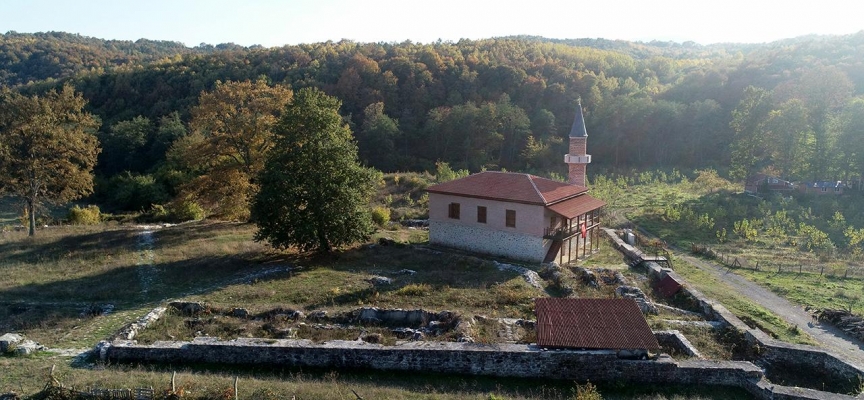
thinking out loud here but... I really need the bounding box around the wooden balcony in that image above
[544,226,579,240]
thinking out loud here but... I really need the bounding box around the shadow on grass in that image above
[0,227,140,265]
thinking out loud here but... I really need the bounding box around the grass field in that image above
[0,215,752,399]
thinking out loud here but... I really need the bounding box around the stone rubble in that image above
[493,261,543,289]
[615,285,659,315]
[367,276,394,285]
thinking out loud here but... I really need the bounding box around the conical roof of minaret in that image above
[568,101,588,138]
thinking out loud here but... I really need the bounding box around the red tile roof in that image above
[656,274,683,298]
[426,171,588,205]
[546,195,607,219]
[535,298,660,350]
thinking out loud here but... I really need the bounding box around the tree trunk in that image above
[317,229,331,253]
[27,197,36,237]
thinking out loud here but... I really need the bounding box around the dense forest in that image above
[2,31,864,214]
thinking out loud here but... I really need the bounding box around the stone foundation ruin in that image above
[91,233,864,400]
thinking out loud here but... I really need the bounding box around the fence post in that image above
[778,264,782,273]
[799,265,802,274]
[755,261,759,271]
[234,376,238,400]
[171,371,176,393]
[820,265,824,276]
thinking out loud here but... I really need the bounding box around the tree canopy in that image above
[169,79,293,220]
[252,88,377,252]
[1,31,864,213]
[0,84,100,235]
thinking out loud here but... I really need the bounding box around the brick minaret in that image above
[564,101,591,187]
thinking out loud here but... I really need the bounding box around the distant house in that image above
[744,174,794,194]
[534,298,660,354]
[425,104,605,264]
[799,181,845,195]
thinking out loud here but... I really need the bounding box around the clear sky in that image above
[1,0,861,47]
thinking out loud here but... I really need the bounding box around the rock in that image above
[15,340,45,356]
[367,276,393,285]
[412,331,425,341]
[397,269,417,275]
[516,319,536,330]
[232,308,249,318]
[0,333,24,353]
[391,328,416,339]
[457,336,475,343]
[615,285,647,299]
[290,310,305,321]
[493,261,544,290]
[0,392,21,400]
[308,310,328,321]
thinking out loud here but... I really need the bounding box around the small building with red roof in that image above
[535,298,660,353]
[426,104,605,264]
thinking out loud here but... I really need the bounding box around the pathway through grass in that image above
[136,227,158,299]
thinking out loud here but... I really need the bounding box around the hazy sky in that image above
[1,0,861,47]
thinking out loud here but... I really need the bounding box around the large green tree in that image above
[0,85,101,236]
[729,86,773,181]
[252,88,377,253]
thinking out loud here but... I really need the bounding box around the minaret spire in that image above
[565,100,591,186]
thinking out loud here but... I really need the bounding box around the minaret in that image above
[565,101,591,187]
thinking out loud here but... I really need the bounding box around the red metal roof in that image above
[546,195,606,219]
[656,274,683,298]
[535,298,660,350]
[426,171,587,205]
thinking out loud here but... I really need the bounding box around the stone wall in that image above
[103,338,761,387]
[429,220,547,262]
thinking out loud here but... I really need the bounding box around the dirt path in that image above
[677,251,864,367]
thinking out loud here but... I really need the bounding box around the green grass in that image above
[735,269,864,315]
[671,257,817,345]
[0,356,751,399]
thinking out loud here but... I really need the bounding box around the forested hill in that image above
[2,31,864,196]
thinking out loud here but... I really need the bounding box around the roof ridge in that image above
[526,174,547,204]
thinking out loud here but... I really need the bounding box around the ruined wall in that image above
[103,339,760,387]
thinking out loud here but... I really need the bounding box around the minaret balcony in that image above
[565,154,591,164]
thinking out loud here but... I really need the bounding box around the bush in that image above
[67,205,102,225]
[371,206,391,227]
[396,283,431,296]
[170,200,206,222]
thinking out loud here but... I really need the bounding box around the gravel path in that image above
[677,251,864,367]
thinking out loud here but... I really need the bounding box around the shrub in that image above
[67,205,102,225]
[396,283,432,296]
[572,381,603,400]
[371,206,391,227]
[170,200,206,222]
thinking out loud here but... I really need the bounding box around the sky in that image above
[1,0,862,48]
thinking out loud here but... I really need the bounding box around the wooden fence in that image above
[690,244,864,279]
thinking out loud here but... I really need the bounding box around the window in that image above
[448,203,460,219]
[550,215,558,227]
[477,206,487,223]
[821,187,827,192]
[505,209,516,227]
